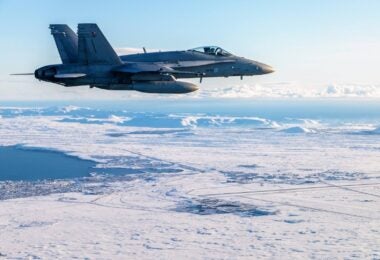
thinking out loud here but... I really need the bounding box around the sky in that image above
[0,0,380,100]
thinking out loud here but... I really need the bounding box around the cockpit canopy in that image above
[188,46,232,57]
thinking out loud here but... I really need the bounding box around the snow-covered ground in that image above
[0,103,380,259]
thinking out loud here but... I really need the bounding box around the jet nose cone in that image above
[261,64,275,74]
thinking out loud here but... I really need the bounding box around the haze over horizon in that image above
[0,0,379,100]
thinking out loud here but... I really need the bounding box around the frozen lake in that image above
[0,146,96,181]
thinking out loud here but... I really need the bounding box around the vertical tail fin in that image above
[77,23,122,65]
[50,24,78,64]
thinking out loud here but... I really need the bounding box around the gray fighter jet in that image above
[25,24,274,94]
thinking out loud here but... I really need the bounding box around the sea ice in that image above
[0,104,379,259]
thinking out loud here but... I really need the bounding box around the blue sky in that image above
[0,0,379,99]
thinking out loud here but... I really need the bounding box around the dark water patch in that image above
[95,167,183,175]
[283,219,304,224]
[222,171,262,184]
[94,167,144,175]
[0,146,184,183]
[222,170,370,185]
[142,167,183,174]
[175,198,277,217]
[239,164,260,169]
[0,146,96,181]
[106,133,127,137]
[349,128,380,136]
[93,155,158,166]
[316,170,368,181]
[0,149,189,200]
[17,221,55,229]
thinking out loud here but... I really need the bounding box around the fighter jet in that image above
[19,24,274,94]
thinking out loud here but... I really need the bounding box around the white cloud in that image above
[196,83,380,99]
[320,84,380,98]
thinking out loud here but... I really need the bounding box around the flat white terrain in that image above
[0,106,379,259]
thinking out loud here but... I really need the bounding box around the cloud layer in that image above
[195,83,380,99]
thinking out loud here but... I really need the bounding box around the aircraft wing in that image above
[112,63,203,76]
[113,59,236,75]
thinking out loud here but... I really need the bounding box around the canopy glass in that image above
[189,46,232,57]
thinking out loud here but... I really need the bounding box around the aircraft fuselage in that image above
[33,24,274,94]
